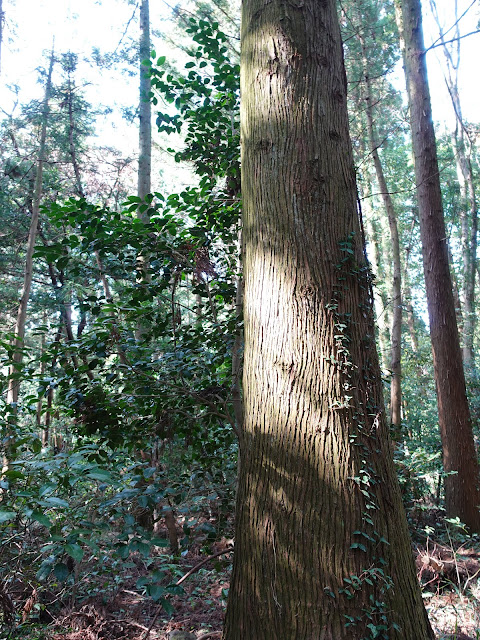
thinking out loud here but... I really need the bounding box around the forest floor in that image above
[3,520,480,640]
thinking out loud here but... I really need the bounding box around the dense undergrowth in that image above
[1,434,480,639]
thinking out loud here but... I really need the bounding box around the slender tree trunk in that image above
[361,179,391,370]
[6,49,54,409]
[36,317,47,434]
[135,0,152,339]
[0,0,3,76]
[447,238,464,329]
[455,138,477,365]
[404,281,419,354]
[224,0,433,637]
[138,0,152,207]
[397,0,480,530]
[41,325,62,448]
[361,43,403,438]
[430,0,478,366]
[403,219,420,355]
[136,0,152,277]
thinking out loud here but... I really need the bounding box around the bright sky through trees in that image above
[422,0,480,129]
[1,0,169,156]
[1,0,478,153]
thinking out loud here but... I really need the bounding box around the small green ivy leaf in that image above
[54,562,70,581]
[31,510,53,529]
[148,584,164,601]
[160,597,174,616]
[0,511,16,523]
[65,543,84,562]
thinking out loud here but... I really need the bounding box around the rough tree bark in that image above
[223,0,433,638]
[397,0,480,530]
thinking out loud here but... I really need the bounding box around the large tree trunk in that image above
[361,42,403,439]
[397,0,480,530]
[6,49,54,410]
[223,1,433,638]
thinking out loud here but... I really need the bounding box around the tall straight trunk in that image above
[448,238,464,329]
[361,175,391,370]
[430,0,478,365]
[6,49,54,409]
[36,316,47,434]
[361,43,403,438]
[135,0,152,338]
[397,0,480,530]
[0,0,3,76]
[455,138,477,364]
[138,0,152,207]
[39,325,62,448]
[403,220,419,354]
[404,280,419,354]
[224,0,433,637]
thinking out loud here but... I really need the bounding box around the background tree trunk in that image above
[138,0,152,208]
[361,41,403,438]
[430,0,478,366]
[0,0,3,76]
[223,0,433,637]
[135,0,152,340]
[6,49,54,409]
[361,176,391,370]
[397,0,480,531]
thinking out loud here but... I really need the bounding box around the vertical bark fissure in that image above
[397,0,480,530]
[231,277,244,435]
